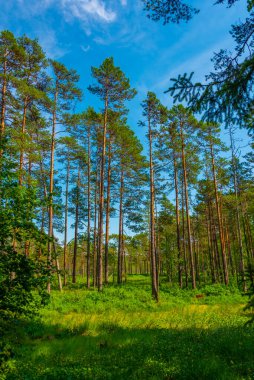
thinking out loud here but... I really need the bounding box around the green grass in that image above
[3,275,254,380]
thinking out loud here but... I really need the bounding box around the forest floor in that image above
[3,275,254,380]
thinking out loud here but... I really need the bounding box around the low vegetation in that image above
[2,276,254,380]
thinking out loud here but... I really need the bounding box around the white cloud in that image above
[120,0,127,5]
[12,0,117,24]
[36,28,69,59]
[61,0,116,22]
[80,44,91,52]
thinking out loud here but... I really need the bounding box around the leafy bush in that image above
[0,248,50,318]
[0,248,50,378]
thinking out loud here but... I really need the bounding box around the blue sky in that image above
[2,0,251,239]
[2,0,249,141]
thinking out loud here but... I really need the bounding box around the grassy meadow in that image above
[2,275,254,380]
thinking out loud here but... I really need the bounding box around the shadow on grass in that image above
[5,317,254,380]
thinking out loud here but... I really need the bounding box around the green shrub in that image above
[0,248,50,318]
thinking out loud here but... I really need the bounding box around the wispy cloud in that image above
[9,0,117,24]
[61,0,116,23]
[5,0,150,51]
[15,0,54,17]
[36,28,69,59]
[80,44,91,52]
[152,35,235,95]
[92,1,157,50]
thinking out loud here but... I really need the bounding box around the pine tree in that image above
[88,57,136,291]
[140,92,163,300]
[47,60,81,292]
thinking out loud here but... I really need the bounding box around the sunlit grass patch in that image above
[4,277,254,380]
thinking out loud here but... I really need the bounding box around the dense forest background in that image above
[0,27,253,300]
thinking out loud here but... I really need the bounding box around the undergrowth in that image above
[2,275,254,380]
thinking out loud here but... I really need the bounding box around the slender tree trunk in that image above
[154,192,159,287]
[118,167,124,284]
[123,218,127,282]
[39,157,48,259]
[229,127,246,290]
[210,139,229,285]
[206,205,216,283]
[63,157,70,286]
[180,124,196,289]
[48,91,58,293]
[72,167,80,284]
[0,56,7,180]
[97,95,108,291]
[53,233,62,292]
[0,56,7,145]
[19,96,29,185]
[225,223,235,277]
[105,142,111,285]
[148,117,158,301]
[181,185,188,288]
[87,129,91,288]
[210,201,222,282]
[194,231,200,284]
[173,150,182,288]
[24,155,33,257]
[39,209,45,259]
[93,167,99,288]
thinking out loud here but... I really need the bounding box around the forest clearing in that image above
[0,0,253,379]
[3,276,254,380]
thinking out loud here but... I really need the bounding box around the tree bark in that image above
[180,123,196,289]
[229,127,246,290]
[93,167,99,288]
[181,184,188,288]
[87,129,91,288]
[97,95,108,291]
[105,141,111,285]
[118,167,124,284]
[148,116,159,301]
[48,90,58,293]
[72,167,80,284]
[173,150,182,288]
[206,205,216,283]
[19,96,29,185]
[0,56,7,144]
[63,156,70,286]
[209,138,229,285]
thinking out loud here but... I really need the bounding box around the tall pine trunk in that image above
[173,150,182,288]
[105,142,111,285]
[209,139,229,285]
[206,204,217,283]
[148,117,159,301]
[229,127,246,290]
[72,167,80,284]
[19,96,28,185]
[0,56,7,145]
[93,167,99,288]
[63,157,70,286]
[181,183,188,288]
[180,123,196,289]
[97,95,108,291]
[87,129,91,288]
[48,90,58,293]
[118,167,124,284]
